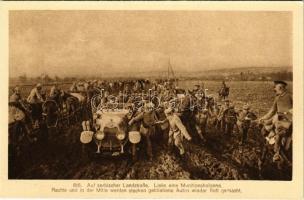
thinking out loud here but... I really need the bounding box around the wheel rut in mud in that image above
[9,124,289,180]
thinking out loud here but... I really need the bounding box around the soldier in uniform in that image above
[9,86,27,122]
[236,104,257,144]
[192,85,200,93]
[128,102,159,161]
[222,81,226,88]
[217,99,230,132]
[9,86,28,120]
[49,82,61,107]
[259,80,292,161]
[217,99,237,135]
[27,83,44,126]
[164,107,192,155]
[69,82,78,92]
[9,87,22,106]
[179,90,192,128]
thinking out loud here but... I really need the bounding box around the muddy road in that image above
[9,123,291,180]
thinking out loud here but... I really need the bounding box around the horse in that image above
[218,87,230,100]
[9,101,48,178]
[258,118,292,172]
[42,99,60,129]
[61,91,83,125]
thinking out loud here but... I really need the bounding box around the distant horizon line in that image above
[9,65,292,78]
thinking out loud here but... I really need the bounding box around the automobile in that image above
[80,103,141,160]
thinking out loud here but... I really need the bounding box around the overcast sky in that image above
[9,10,292,77]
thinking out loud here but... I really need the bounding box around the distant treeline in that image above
[10,70,292,86]
[180,71,293,81]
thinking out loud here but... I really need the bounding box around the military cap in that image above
[274,80,287,86]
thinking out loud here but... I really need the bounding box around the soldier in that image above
[222,80,227,88]
[192,84,200,93]
[164,107,192,155]
[218,99,236,135]
[236,104,257,144]
[49,82,61,106]
[128,102,159,161]
[69,82,78,92]
[9,87,22,106]
[192,84,205,101]
[77,82,86,93]
[27,83,44,126]
[259,80,292,161]
[217,99,230,131]
[155,103,170,147]
[9,86,28,119]
[224,103,237,135]
[81,92,92,132]
[178,90,192,130]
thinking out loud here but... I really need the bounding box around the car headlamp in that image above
[116,131,126,140]
[95,131,105,140]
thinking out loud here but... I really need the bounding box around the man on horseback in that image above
[218,80,229,100]
[259,80,292,162]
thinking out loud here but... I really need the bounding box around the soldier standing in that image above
[218,99,236,135]
[27,83,44,127]
[128,102,158,161]
[49,82,61,107]
[9,87,22,107]
[236,104,257,144]
[217,99,230,132]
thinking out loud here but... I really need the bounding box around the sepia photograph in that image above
[7,9,294,181]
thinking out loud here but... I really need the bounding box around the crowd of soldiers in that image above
[9,79,292,164]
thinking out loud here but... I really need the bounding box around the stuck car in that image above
[80,104,141,159]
